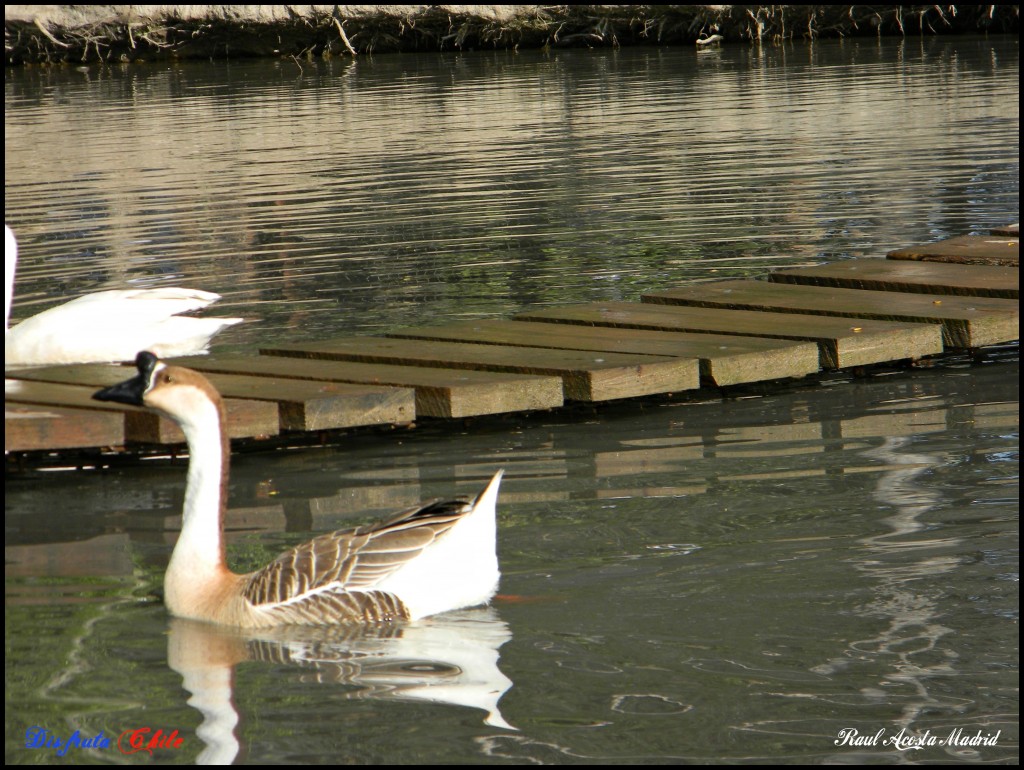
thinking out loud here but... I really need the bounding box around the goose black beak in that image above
[93,351,160,406]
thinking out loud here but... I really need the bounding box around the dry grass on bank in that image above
[4,5,1019,65]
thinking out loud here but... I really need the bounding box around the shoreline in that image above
[5,5,1019,65]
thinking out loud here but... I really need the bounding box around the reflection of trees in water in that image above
[8,40,1017,345]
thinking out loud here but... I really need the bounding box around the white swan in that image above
[93,351,504,628]
[5,225,242,366]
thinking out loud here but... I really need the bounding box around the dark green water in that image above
[5,37,1018,764]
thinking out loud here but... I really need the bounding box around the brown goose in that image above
[94,351,503,628]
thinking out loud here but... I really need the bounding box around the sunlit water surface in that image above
[5,37,1019,764]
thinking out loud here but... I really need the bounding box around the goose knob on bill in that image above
[93,351,504,629]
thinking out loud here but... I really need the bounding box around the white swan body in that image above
[93,352,503,628]
[5,226,242,366]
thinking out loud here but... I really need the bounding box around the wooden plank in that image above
[174,354,563,418]
[769,258,1018,299]
[6,378,181,444]
[386,319,820,387]
[261,337,700,402]
[5,378,278,443]
[887,235,1019,266]
[5,403,125,452]
[990,223,1018,237]
[642,280,1018,348]
[10,364,415,432]
[517,301,944,370]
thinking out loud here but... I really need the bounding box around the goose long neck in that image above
[169,394,231,578]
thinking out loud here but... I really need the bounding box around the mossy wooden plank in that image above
[5,402,125,452]
[887,235,1019,266]
[517,301,944,370]
[187,374,411,432]
[990,223,1018,237]
[770,259,1018,299]
[11,364,414,432]
[175,354,563,418]
[387,319,820,386]
[643,280,1018,348]
[273,386,412,432]
[261,337,700,402]
[5,377,278,443]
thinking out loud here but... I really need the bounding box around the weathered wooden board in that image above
[6,378,181,444]
[5,378,278,443]
[887,235,1019,266]
[643,280,1018,348]
[10,364,415,432]
[990,223,1018,237]
[261,337,700,402]
[5,402,125,452]
[770,258,1018,299]
[517,301,944,370]
[386,319,820,386]
[174,354,563,418]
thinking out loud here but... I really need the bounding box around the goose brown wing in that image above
[241,498,473,608]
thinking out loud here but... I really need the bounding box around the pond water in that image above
[4,37,1019,764]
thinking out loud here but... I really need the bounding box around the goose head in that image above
[94,350,224,432]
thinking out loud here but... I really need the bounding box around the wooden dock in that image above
[5,229,1019,456]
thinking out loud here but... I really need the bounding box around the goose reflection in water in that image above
[169,607,515,764]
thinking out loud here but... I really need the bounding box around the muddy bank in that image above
[4,5,1019,65]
